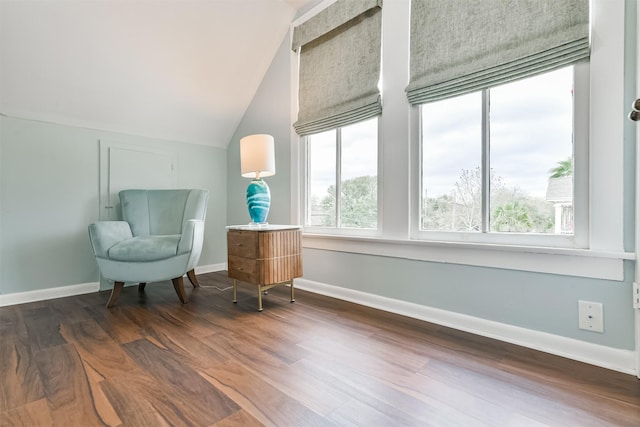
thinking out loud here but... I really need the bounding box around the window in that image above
[305,117,378,231]
[293,1,382,236]
[419,66,580,242]
[294,0,625,279]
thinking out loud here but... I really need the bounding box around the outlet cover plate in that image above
[578,300,604,333]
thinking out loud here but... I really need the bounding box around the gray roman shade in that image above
[292,0,382,136]
[406,0,590,105]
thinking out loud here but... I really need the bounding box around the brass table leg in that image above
[234,280,294,311]
[233,279,238,303]
[257,285,263,312]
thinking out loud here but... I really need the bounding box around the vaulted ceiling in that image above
[0,0,312,148]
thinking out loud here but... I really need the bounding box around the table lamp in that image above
[240,134,275,224]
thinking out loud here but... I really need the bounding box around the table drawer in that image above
[258,253,303,285]
[227,255,258,283]
[227,231,257,258]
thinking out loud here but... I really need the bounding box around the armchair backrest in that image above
[120,189,209,236]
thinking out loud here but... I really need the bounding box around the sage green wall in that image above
[227,35,292,226]
[303,249,635,349]
[0,115,227,295]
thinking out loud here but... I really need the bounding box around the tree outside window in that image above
[306,118,378,230]
[421,67,574,235]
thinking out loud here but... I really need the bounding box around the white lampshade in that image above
[240,134,276,179]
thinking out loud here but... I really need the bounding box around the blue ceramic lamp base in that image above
[246,178,271,224]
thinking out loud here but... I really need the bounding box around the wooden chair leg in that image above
[172,276,188,304]
[186,269,200,288]
[138,283,146,292]
[106,281,125,308]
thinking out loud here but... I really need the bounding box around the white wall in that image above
[227,35,293,226]
[0,0,295,149]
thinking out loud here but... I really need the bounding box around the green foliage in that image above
[491,201,532,232]
[339,175,377,228]
[315,175,377,229]
[311,164,565,233]
[548,157,573,178]
[422,167,555,233]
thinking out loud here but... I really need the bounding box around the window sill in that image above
[301,233,635,281]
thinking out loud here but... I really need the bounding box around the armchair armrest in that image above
[88,221,133,258]
[178,219,205,255]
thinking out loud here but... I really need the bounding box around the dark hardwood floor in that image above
[1,271,638,426]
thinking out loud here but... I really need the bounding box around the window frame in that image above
[301,117,382,237]
[412,63,590,249]
[291,0,630,281]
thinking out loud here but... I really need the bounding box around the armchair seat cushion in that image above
[108,235,181,262]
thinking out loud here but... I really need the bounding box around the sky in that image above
[308,117,377,200]
[422,66,574,199]
[307,66,574,203]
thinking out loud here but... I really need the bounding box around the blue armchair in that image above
[88,189,209,307]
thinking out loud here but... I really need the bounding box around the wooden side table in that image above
[226,225,303,311]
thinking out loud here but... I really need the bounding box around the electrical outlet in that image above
[578,300,604,333]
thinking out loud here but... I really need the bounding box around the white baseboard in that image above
[0,282,100,307]
[1,271,633,375]
[0,264,227,308]
[195,263,227,274]
[295,278,637,376]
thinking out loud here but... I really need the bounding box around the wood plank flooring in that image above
[1,271,638,426]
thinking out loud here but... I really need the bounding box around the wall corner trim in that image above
[295,278,637,376]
